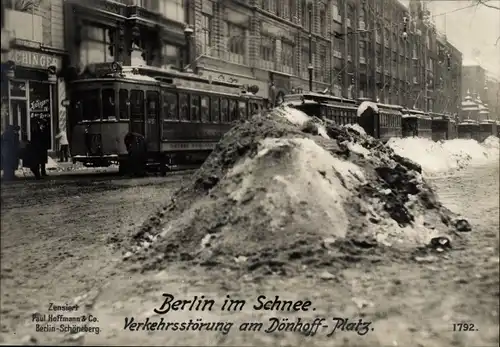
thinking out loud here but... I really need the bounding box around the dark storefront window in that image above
[29,82,52,150]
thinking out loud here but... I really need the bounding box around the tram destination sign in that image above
[7,49,62,70]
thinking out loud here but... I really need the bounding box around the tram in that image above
[68,63,264,172]
[283,92,358,125]
[457,119,480,141]
[357,101,403,142]
[478,119,498,142]
[402,109,433,139]
[430,113,457,141]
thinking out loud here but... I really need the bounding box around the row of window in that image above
[75,88,260,124]
[114,0,185,23]
[323,107,357,125]
[161,90,250,124]
[379,113,402,128]
[79,24,183,69]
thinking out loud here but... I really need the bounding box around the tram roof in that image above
[377,103,404,110]
[71,75,262,99]
[459,119,479,125]
[284,92,357,105]
[71,63,258,95]
[402,109,431,119]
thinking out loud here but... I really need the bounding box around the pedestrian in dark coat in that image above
[124,132,147,176]
[30,121,49,177]
[1,125,20,181]
[19,135,42,180]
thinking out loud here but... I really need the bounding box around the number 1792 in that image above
[453,323,477,332]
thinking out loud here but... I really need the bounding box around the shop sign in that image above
[200,70,269,98]
[7,49,62,70]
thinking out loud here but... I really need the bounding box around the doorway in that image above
[10,99,28,140]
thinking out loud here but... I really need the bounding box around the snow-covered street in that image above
[1,111,498,346]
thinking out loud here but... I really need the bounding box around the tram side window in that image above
[248,101,256,117]
[119,89,129,119]
[201,96,210,122]
[191,95,201,122]
[211,97,220,123]
[75,90,100,121]
[238,101,247,120]
[221,98,229,123]
[229,99,238,121]
[146,91,159,123]
[130,90,144,120]
[162,91,178,120]
[102,89,115,119]
[179,93,189,121]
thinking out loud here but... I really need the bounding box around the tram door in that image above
[145,91,160,151]
[129,89,145,136]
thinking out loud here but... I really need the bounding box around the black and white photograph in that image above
[1,0,499,345]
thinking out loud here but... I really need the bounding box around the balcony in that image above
[259,59,275,71]
[333,50,342,59]
[358,21,366,31]
[359,56,366,64]
[127,6,185,34]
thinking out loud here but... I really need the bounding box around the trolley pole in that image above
[308,6,313,92]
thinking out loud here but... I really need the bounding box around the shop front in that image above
[1,47,64,151]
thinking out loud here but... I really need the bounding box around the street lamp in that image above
[308,6,313,92]
[184,25,194,71]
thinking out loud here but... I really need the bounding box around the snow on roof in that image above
[357,101,379,117]
[120,73,158,82]
[459,119,479,125]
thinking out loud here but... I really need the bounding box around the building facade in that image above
[462,64,487,101]
[1,0,67,151]
[485,73,500,121]
[189,0,461,112]
[462,64,500,121]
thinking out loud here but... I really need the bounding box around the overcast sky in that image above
[399,0,500,77]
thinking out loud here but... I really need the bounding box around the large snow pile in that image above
[124,108,468,275]
[388,136,500,176]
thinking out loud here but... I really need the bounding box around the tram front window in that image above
[74,90,100,121]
